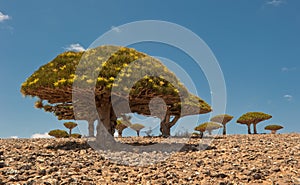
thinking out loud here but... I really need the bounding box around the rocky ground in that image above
[0,133,299,185]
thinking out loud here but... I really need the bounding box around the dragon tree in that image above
[265,124,283,134]
[237,112,272,134]
[21,45,211,143]
[210,114,233,135]
[195,122,222,135]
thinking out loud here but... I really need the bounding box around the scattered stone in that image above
[0,134,298,184]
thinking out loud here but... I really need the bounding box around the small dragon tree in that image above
[48,129,69,138]
[265,124,283,134]
[237,112,272,134]
[210,114,233,135]
[63,122,78,135]
[130,123,145,137]
[194,122,222,135]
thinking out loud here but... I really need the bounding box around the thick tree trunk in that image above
[95,101,116,149]
[253,123,258,134]
[88,120,95,137]
[247,124,252,134]
[160,114,180,137]
[222,124,226,135]
[136,130,140,137]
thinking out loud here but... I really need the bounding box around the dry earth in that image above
[0,133,299,185]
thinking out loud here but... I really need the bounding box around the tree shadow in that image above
[45,139,217,153]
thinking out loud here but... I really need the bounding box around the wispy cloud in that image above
[65,43,85,52]
[266,0,285,7]
[0,11,10,22]
[31,132,52,138]
[281,67,296,72]
[283,94,293,101]
[10,136,18,139]
[111,26,121,33]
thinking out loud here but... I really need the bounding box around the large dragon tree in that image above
[21,45,211,141]
[237,112,272,134]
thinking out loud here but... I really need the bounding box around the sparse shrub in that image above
[143,127,153,137]
[70,133,82,138]
[264,124,283,134]
[48,129,69,138]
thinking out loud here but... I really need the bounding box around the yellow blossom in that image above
[86,79,94,84]
[60,65,66,70]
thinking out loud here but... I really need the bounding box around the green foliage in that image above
[70,133,82,138]
[237,112,272,125]
[48,129,69,138]
[265,124,283,134]
[194,122,222,134]
[210,114,233,125]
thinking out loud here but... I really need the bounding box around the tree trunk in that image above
[118,130,123,137]
[160,120,170,137]
[253,123,258,134]
[160,114,179,137]
[88,120,95,137]
[223,124,226,135]
[271,130,276,134]
[69,129,72,136]
[95,101,115,149]
[208,130,212,135]
[136,130,140,137]
[247,124,252,134]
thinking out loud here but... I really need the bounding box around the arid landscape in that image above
[0,133,299,185]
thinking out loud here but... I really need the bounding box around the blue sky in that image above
[0,0,299,138]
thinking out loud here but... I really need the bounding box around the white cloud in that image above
[266,0,285,6]
[114,132,119,137]
[31,132,52,138]
[0,12,10,22]
[281,67,296,72]
[111,26,121,33]
[10,136,18,139]
[283,94,293,101]
[65,43,85,52]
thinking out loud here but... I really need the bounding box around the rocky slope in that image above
[0,133,299,185]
